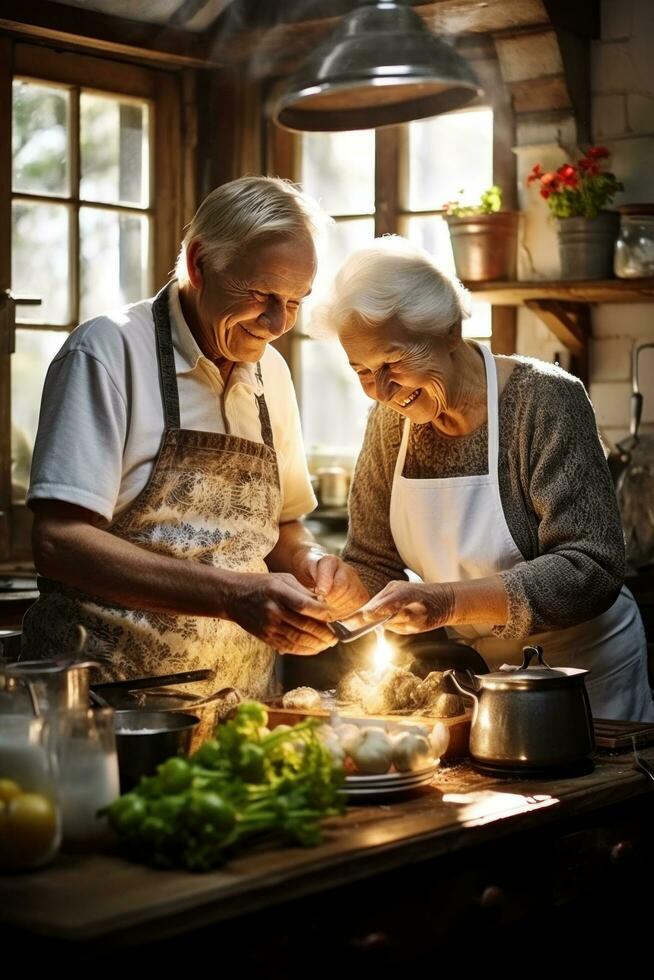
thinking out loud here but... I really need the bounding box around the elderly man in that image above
[23,176,367,698]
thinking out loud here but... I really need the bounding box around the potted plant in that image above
[527,146,623,280]
[442,185,520,282]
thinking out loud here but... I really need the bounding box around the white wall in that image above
[513,0,654,450]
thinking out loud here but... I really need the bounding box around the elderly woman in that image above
[324,237,653,722]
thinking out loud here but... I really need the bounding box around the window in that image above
[11,80,152,504]
[1,42,185,561]
[279,107,496,470]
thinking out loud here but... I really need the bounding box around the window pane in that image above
[404,214,491,338]
[299,217,376,460]
[304,217,376,326]
[12,201,71,325]
[12,80,70,196]
[406,108,493,211]
[79,208,150,320]
[12,329,67,502]
[80,93,149,207]
[300,130,375,215]
[403,214,456,274]
[299,338,372,461]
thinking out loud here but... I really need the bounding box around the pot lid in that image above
[480,646,587,687]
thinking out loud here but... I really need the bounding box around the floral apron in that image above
[22,283,282,699]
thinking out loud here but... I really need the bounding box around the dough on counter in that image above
[336,665,465,718]
[282,687,323,711]
[416,671,464,717]
[361,666,422,714]
[336,670,375,705]
[431,692,465,718]
[415,670,445,707]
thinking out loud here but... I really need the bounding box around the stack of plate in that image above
[342,762,439,800]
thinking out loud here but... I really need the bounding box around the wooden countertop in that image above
[1,747,652,948]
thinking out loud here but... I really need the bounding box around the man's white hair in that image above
[175,175,329,282]
[311,235,471,339]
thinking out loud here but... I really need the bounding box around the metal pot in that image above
[113,710,200,792]
[2,658,101,714]
[445,645,595,777]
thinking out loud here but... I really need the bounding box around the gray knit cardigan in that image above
[341,356,625,639]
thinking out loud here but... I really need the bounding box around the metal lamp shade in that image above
[271,1,483,132]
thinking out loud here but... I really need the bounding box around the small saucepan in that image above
[446,645,595,778]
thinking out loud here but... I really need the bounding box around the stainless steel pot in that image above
[446,645,595,777]
[2,658,101,714]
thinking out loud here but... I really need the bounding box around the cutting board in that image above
[265,704,471,761]
[593,717,654,750]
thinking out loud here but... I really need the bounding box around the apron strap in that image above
[152,281,181,430]
[254,361,275,450]
[479,343,500,475]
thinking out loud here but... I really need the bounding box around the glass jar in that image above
[614,211,654,278]
[0,714,62,871]
[57,707,120,851]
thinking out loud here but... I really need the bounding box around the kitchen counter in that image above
[2,746,653,970]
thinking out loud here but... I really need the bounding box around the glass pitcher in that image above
[57,707,120,851]
[0,714,62,870]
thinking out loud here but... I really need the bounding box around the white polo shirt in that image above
[28,283,317,526]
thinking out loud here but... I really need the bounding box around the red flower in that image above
[527,163,544,185]
[557,163,579,188]
[586,145,610,159]
[579,157,600,174]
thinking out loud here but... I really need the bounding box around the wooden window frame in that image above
[0,39,188,565]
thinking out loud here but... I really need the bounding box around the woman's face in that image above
[340,317,459,424]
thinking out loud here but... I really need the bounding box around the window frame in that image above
[0,40,187,563]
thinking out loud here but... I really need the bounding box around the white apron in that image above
[389,343,654,722]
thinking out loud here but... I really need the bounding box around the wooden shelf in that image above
[464,278,654,305]
[464,278,654,382]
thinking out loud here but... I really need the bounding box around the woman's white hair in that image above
[175,175,329,282]
[311,235,471,339]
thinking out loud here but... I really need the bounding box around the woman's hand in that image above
[360,581,456,634]
[296,550,370,618]
[222,571,337,655]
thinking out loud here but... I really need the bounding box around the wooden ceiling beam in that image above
[0,0,219,69]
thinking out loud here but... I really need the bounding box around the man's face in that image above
[193,236,316,363]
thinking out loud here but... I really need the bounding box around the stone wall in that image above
[514,0,654,450]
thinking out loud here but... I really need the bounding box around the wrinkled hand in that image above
[297,551,370,618]
[223,571,336,655]
[360,581,456,634]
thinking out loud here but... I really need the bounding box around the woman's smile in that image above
[395,388,421,408]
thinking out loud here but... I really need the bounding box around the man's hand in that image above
[295,550,370,619]
[360,581,456,634]
[222,571,338,654]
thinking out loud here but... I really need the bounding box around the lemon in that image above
[1,792,59,869]
[0,779,22,804]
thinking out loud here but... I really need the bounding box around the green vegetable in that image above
[107,793,147,835]
[105,700,345,872]
[238,742,266,782]
[184,790,235,833]
[158,756,193,794]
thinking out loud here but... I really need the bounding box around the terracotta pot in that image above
[445,211,519,282]
[557,210,620,280]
